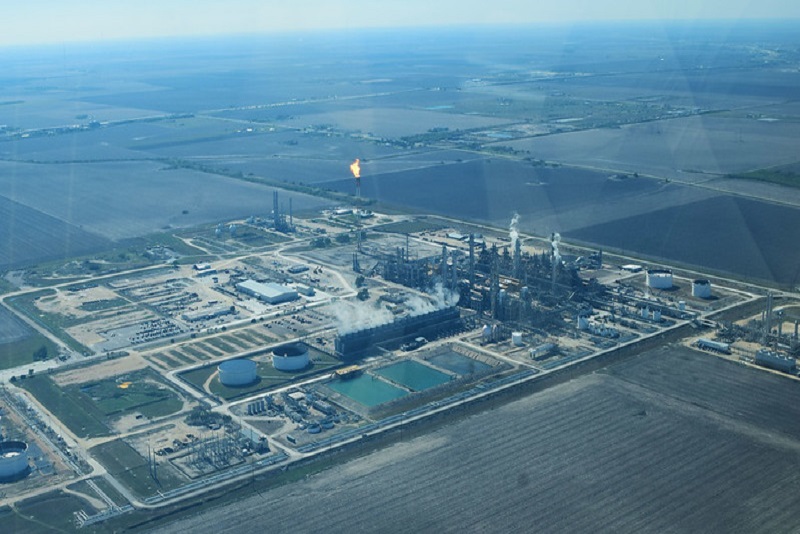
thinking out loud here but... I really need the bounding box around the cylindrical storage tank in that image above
[218,359,258,386]
[272,342,310,372]
[512,332,524,346]
[653,309,662,322]
[692,279,712,298]
[0,441,29,480]
[646,269,673,289]
[678,300,686,312]
[577,315,590,331]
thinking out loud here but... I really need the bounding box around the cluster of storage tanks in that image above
[217,343,312,386]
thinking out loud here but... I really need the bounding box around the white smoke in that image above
[551,232,562,263]
[331,300,395,335]
[334,283,459,335]
[509,213,520,251]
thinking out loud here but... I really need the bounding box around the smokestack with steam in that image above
[551,232,561,295]
[510,213,521,279]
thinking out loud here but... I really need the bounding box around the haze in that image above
[5,0,800,46]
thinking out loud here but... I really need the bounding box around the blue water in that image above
[328,374,408,407]
[429,352,491,376]
[375,360,452,391]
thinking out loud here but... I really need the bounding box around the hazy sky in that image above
[3,0,798,46]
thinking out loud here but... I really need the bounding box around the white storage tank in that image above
[692,279,712,298]
[646,269,673,289]
[218,359,258,387]
[272,343,311,372]
[511,332,524,346]
[0,441,29,480]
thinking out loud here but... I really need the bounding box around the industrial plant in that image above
[0,180,797,529]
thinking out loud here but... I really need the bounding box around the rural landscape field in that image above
[2,22,800,284]
[1,15,799,534]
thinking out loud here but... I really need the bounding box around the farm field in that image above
[0,195,110,270]
[566,195,800,286]
[153,347,800,534]
[326,157,716,235]
[0,160,327,242]
[505,113,800,182]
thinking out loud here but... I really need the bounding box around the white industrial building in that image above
[236,280,298,304]
[182,304,235,322]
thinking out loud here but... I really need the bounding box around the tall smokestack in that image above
[551,232,561,295]
[451,250,458,289]
[468,233,475,289]
[764,292,773,342]
[441,243,448,286]
[350,158,361,199]
[289,197,293,229]
[273,191,279,229]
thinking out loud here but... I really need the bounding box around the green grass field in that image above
[4,491,97,533]
[20,375,111,438]
[0,334,59,371]
[20,369,184,438]
[90,439,185,498]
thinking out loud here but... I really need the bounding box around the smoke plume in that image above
[509,213,520,251]
[334,283,459,335]
[551,232,561,263]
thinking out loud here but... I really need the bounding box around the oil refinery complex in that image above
[0,197,797,529]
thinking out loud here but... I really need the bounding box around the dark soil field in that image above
[327,157,715,235]
[566,195,800,286]
[0,304,33,343]
[0,195,110,270]
[151,347,800,534]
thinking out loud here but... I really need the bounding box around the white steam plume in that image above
[334,283,459,335]
[551,232,561,263]
[509,213,520,251]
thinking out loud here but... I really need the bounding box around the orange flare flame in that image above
[350,158,361,179]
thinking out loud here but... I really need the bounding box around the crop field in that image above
[0,160,327,242]
[280,107,513,138]
[506,113,800,181]
[566,195,800,286]
[0,195,110,270]
[326,158,715,234]
[156,346,800,534]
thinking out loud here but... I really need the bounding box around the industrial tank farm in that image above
[218,359,258,387]
[0,441,30,481]
[272,343,311,371]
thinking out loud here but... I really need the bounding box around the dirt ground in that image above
[52,354,149,386]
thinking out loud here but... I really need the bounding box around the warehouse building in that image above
[236,280,298,304]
